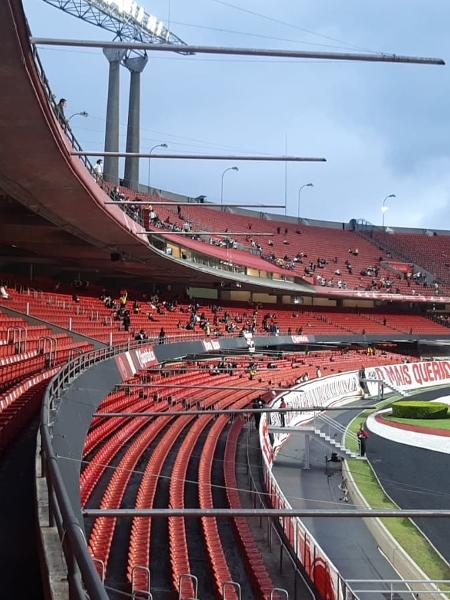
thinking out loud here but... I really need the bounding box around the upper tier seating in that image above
[115,188,446,296]
[370,229,450,288]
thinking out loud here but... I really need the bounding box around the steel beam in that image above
[138,231,273,236]
[104,202,286,207]
[95,407,377,417]
[72,152,327,161]
[83,508,450,518]
[31,38,446,66]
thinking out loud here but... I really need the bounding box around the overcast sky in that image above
[24,0,450,229]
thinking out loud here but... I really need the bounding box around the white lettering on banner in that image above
[365,360,450,396]
[291,335,310,344]
[270,371,360,427]
[137,349,156,368]
[266,371,361,451]
[91,0,168,39]
[203,340,220,352]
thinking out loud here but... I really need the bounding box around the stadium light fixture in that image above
[148,143,168,190]
[382,193,396,227]
[221,167,239,206]
[68,111,89,122]
[297,183,314,220]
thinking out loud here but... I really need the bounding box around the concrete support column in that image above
[123,55,148,191]
[103,48,126,185]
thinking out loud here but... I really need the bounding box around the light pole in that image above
[298,183,314,220]
[68,111,89,123]
[148,143,168,191]
[221,166,239,206]
[382,194,396,227]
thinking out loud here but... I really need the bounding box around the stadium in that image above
[1,1,450,599]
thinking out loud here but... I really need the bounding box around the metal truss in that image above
[40,0,187,46]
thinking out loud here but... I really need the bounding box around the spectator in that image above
[134,329,146,342]
[358,366,369,396]
[56,98,67,126]
[123,311,131,332]
[279,398,287,427]
[159,327,166,344]
[0,284,9,300]
[357,425,369,457]
[110,186,121,202]
[119,289,128,307]
[252,397,265,429]
[93,159,103,183]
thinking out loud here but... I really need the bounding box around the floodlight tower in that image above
[41,0,188,188]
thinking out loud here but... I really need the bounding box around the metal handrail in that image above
[31,44,95,175]
[6,326,27,353]
[244,424,316,600]
[40,335,265,598]
[41,339,153,598]
[316,412,358,443]
[257,387,361,600]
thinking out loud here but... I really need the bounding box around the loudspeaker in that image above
[110,252,121,262]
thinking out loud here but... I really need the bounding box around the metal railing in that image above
[41,339,154,599]
[314,412,358,445]
[258,383,361,600]
[31,44,95,175]
[244,423,316,600]
[39,335,281,599]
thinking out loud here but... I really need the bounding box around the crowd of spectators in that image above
[109,187,144,225]
[105,189,447,297]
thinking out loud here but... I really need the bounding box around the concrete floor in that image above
[273,400,408,600]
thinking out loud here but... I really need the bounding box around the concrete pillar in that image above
[123,55,148,191]
[103,48,126,185]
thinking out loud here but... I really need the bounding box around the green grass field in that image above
[345,404,450,584]
[383,415,450,431]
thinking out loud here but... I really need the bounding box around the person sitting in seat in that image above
[0,283,9,299]
[135,329,147,342]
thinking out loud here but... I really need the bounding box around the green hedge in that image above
[392,401,448,420]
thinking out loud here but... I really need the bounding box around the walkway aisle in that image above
[272,401,404,600]
[0,416,44,599]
